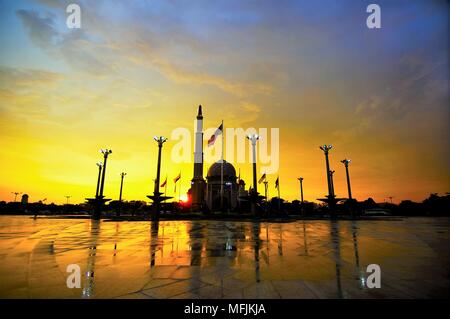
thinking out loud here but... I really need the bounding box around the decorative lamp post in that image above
[150,136,168,220]
[95,162,103,198]
[340,159,352,200]
[297,177,304,204]
[247,134,260,195]
[93,148,112,220]
[319,145,336,206]
[247,134,260,215]
[117,172,127,217]
[98,149,112,199]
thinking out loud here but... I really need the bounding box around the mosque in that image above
[188,105,248,211]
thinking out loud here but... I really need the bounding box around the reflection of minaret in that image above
[189,223,204,266]
[191,105,206,209]
[187,223,209,296]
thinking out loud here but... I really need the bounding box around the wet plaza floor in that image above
[0,216,448,299]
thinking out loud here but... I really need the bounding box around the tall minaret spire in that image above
[193,105,203,177]
[191,105,206,208]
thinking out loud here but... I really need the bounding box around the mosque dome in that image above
[207,160,236,178]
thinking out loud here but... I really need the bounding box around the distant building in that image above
[190,105,206,209]
[206,160,239,211]
[189,106,247,212]
[21,194,29,205]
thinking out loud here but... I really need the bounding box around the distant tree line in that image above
[0,193,448,217]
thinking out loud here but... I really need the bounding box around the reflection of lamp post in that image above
[152,136,167,220]
[95,162,103,198]
[341,159,352,200]
[319,145,335,204]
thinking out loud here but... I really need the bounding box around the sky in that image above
[0,0,448,205]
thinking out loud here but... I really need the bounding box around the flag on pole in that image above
[160,177,167,188]
[173,172,181,192]
[207,123,223,147]
[275,176,279,189]
[258,173,266,184]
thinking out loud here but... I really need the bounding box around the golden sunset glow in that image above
[0,0,448,205]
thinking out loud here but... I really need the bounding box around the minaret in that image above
[191,105,206,208]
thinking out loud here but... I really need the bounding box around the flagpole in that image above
[277,176,281,211]
[165,175,167,197]
[220,119,224,211]
[179,175,181,202]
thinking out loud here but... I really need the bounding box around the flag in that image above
[207,123,223,147]
[173,173,181,192]
[275,177,279,189]
[258,173,266,184]
[160,177,167,188]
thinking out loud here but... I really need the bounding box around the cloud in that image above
[16,9,59,48]
[0,65,62,90]
[0,66,64,122]
[133,48,273,97]
[16,7,113,76]
[354,54,447,124]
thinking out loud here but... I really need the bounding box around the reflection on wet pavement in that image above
[0,216,448,299]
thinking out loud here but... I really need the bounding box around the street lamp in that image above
[319,145,334,201]
[297,177,304,204]
[153,136,167,194]
[117,172,127,217]
[119,172,127,202]
[92,149,112,220]
[65,195,71,205]
[247,134,260,215]
[98,149,112,199]
[247,134,260,194]
[340,159,352,200]
[329,170,335,197]
[151,136,168,220]
[11,192,22,202]
[95,162,103,198]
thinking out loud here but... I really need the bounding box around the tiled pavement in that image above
[0,216,448,299]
